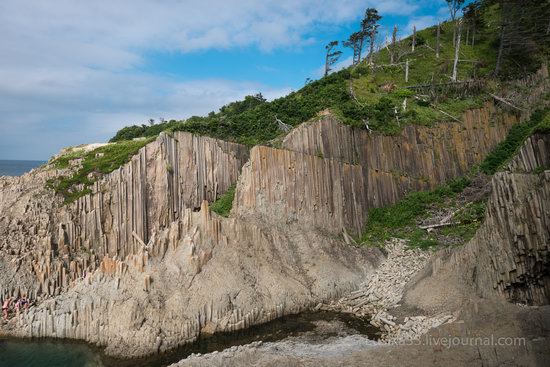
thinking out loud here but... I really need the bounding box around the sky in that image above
[0,0,454,160]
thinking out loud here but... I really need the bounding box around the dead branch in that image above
[275,116,292,132]
[488,93,526,112]
[414,95,462,123]
[419,221,460,230]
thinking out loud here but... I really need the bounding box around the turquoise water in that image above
[0,312,378,367]
[0,160,45,176]
[0,339,104,367]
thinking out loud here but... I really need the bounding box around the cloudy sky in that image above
[0,0,452,160]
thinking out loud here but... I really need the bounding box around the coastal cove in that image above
[1,1,550,366]
[0,311,379,367]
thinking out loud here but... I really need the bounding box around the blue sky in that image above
[0,0,455,160]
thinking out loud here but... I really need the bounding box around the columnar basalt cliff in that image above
[233,146,367,235]
[0,132,249,304]
[7,203,382,357]
[61,132,249,260]
[408,134,550,308]
[0,68,548,359]
[284,103,518,209]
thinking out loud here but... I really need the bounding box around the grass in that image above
[359,177,474,249]
[48,138,154,204]
[479,109,548,174]
[210,185,236,217]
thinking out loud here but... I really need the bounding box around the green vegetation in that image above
[359,177,478,249]
[109,2,535,146]
[47,138,154,204]
[535,113,550,134]
[359,108,550,250]
[110,121,177,142]
[210,185,236,217]
[479,109,548,175]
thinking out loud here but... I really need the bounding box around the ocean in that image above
[0,160,46,176]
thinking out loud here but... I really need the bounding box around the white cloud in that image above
[406,15,439,34]
[0,0,420,159]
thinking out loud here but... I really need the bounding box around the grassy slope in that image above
[110,7,505,143]
[47,138,154,203]
[360,109,550,249]
[51,4,543,206]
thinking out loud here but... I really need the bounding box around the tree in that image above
[435,22,441,58]
[452,19,463,81]
[463,1,481,46]
[148,118,155,126]
[493,0,550,76]
[324,41,343,76]
[412,25,417,52]
[390,25,398,64]
[363,8,382,65]
[446,0,465,46]
[343,31,363,66]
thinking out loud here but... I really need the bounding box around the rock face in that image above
[169,134,550,367]
[62,132,249,260]
[0,130,383,358]
[233,146,367,235]
[0,67,548,359]
[7,204,382,357]
[0,132,248,304]
[284,103,519,211]
[408,134,550,308]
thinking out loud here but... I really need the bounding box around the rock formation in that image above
[0,67,548,360]
[168,134,550,367]
[415,133,550,306]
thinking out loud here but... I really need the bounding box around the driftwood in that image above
[342,228,358,246]
[405,79,486,101]
[132,231,147,248]
[434,107,461,123]
[348,78,365,107]
[363,118,373,133]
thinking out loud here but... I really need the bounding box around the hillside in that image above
[109,1,547,144]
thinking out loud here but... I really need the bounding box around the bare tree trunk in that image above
[452,19,462,82]
[358,37,364,64]
[324,52,330,77]
[405,59,409,82]
[495,23,506,75]
[453,21,456,47]
[391,25,397,64]
[412,25,416,52]
[369,30,376,65]
[472,20,476,47]
[466,26,470,46]
[436,23,441,58]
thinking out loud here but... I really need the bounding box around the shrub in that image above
[210,185,236,217]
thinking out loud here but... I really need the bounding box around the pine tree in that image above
[324,41,343,76]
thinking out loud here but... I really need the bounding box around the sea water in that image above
[0,311,379,367]
[0,339,104,367]
[0,160,45,176]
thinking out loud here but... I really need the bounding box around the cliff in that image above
[0,68,548,358]
[406,133,550,308]
[0,132,248,303]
